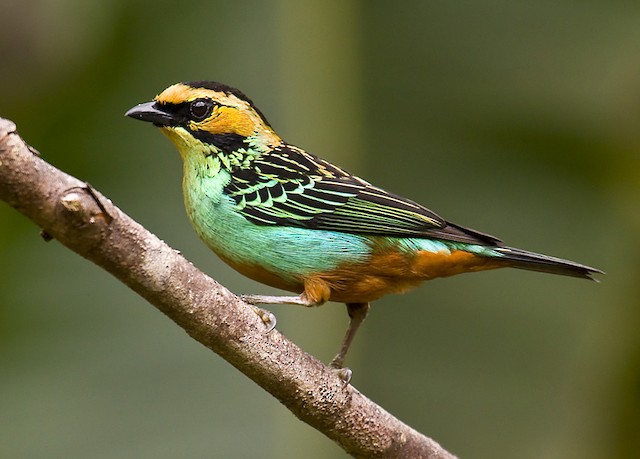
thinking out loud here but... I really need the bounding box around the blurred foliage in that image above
[0,1,638,458]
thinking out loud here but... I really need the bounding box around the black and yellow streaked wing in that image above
[224,144,502,245]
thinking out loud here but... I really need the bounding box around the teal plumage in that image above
[183,163,500,285]
[179,132,507,289]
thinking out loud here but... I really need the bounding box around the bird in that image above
[126,80,602,379]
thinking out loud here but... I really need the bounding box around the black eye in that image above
[189,99,213,121]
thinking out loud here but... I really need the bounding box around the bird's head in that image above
[126,81,281,163]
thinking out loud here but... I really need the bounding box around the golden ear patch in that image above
[193,106,254,136]
[156,84,254,137]
[153,82,281,145]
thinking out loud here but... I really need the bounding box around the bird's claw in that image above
[251,305,277,333]
[332,366,353,384]
[330,354,352,384]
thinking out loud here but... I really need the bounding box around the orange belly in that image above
[220,248,504,305]
[306,248,503,303]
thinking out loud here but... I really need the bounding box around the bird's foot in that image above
[330,355,352,383]
[250,305,277,333]
[330,363,353,384]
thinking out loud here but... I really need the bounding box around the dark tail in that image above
[493,246,603,281]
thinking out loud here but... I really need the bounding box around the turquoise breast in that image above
[182,166,373,283]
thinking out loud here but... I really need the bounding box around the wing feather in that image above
[224,144,502,245]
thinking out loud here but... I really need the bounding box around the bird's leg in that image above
[242,292,368,384]
[240,293,324,333]
[240,293,321,307]
[330,302,370,382]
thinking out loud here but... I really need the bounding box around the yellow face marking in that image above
[156,83,214,105]
[192,106,254,137]
[154,83,281,146]
[159,126,201,159]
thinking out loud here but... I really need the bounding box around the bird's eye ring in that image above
[189,99,213,121]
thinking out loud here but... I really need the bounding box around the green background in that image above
[1,1,637,458]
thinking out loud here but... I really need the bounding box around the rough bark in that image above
[0,118,456,459]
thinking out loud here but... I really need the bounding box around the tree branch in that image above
[0,118,456,459]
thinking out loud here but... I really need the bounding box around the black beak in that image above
[125,101,175,127]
